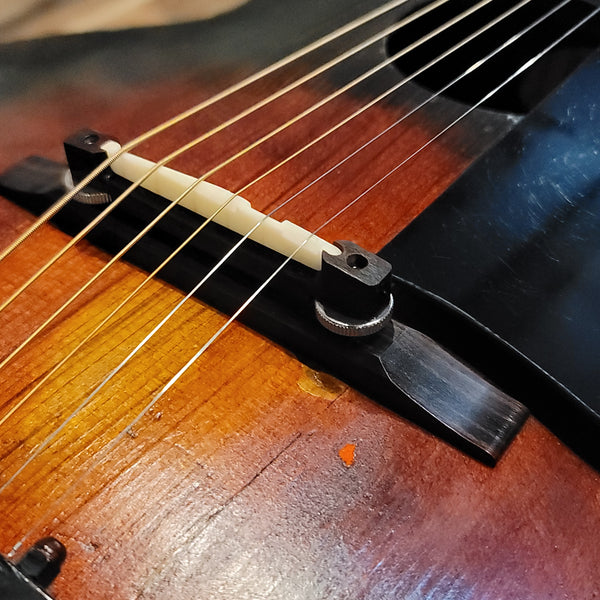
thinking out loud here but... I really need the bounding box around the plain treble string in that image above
[0,0,416,264]
[0,0,538,433]
[10,0,596,557]
[124,0,593,414]
[0,0,488,373]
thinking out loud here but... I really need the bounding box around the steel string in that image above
[0,0,416,263]
[0,0,450,312]
[0,0,531,470]
[0,0,492,372]
[10,0,596,557]
[0,0,540,435]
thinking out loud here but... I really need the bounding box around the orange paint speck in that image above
[338,443,356,467]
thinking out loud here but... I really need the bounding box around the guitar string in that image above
[0,1,458,321]
[0,0,572,506]
[0,0,415,264]
[0,0,493,372]
[0,0,543,493]
[0,2,461,369]
[0,0,448,315]
[84,0,589,417]
[10,1,595,557]
[0,0,532,424]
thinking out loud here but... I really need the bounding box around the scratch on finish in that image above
[206,432,302,523]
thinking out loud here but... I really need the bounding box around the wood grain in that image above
[0,2,598,598]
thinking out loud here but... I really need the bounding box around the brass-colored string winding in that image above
[0,0,485,372]
[0,0,415,265]
[10,0,597,557]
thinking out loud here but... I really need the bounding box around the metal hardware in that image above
[0,538,66,599]
[315,240,393,336]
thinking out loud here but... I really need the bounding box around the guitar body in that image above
[0,0,598,598]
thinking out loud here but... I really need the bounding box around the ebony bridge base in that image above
[0,132,530,466]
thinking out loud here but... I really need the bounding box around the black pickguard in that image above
[382,48,600,467]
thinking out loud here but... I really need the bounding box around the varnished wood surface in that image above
[0,1,598,598]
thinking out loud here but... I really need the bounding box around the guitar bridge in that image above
[0,129,530,465]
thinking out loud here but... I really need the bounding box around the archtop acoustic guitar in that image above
[0,0,598,598]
